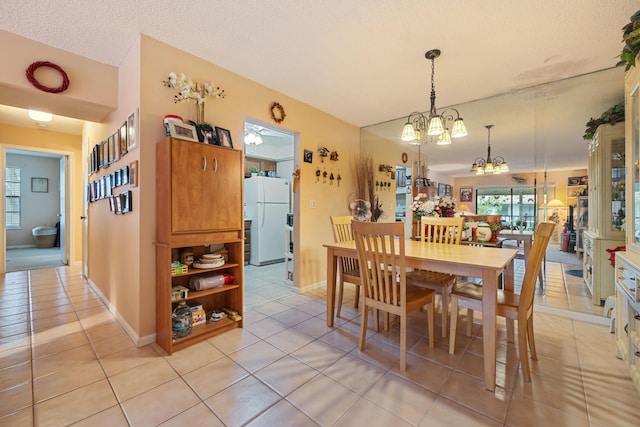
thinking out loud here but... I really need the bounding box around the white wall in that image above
[6,153,60,246]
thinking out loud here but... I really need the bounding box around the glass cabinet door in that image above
[610,137,625,232]
[631,84,640,247]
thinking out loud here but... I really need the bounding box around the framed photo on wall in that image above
[438,183,446,197]
[127,109,138,150]
[31,177,48,193]
[119,122,128,157]
[460,187,473,202]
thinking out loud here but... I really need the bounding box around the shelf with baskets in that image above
[156,137,244,354]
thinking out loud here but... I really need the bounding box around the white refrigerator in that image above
[245,176,290,266]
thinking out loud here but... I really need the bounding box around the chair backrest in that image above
[352,221,406,308]
[518,222,555,315]
[330,215,360,275]
[330,215,355,243]
[419,216,465,245]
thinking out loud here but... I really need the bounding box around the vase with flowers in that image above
[411,195,457,219]
[163,72,225,126]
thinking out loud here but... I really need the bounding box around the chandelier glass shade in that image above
[469,125,509,175]
[401,49,467,145]
[244,131,263,146]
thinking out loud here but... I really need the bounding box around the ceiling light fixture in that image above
[28,110,53,122]
[401,49,467,145]
[244,131,264,149]
[469,125,509,175]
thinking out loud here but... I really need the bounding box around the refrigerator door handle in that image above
[259,203,265,229]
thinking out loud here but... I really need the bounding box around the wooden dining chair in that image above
[448,222,555,381]
[352,220,435,371]
[330,216,361,317]
[406,216,465,338]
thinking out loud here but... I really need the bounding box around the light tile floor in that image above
[0,260,637,426]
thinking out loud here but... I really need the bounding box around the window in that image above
[476,186,543,230]
[5,166,21,229]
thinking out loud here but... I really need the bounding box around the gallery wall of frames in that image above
[87,110,138,215]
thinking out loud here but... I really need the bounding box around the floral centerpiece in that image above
[411,195,456,219]
[163,72,225,124]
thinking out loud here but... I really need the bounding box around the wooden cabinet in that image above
[615,252,640,394]
[156,137,244,354]
[625,53,640,255]
[169,139,242,234]
[582,123,625,305]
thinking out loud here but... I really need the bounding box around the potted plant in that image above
[250,167,259,177]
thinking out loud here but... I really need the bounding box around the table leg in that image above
[482,268,497,392]
[326,248,337,327]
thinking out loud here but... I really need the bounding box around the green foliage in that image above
[583,102,625,140]
[621,10,640,70]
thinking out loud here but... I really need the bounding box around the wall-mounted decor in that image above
[303,149,313,163]
[25,61,70,93]
[127,110,138,151]
[31,177,48,193]
[445,184,452,197]
[129,161,138,187]
[568,175,588,186]
[438,183,446,197]
[460,187,473,202]
[270,102,286,123]
[169,121,199,142]
[119,122,128,157]
[215,126,233,148]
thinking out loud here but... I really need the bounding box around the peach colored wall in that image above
[138,36,361,301]
[83,37,144,337]
[0,30,117,122]
[0,123,83,264]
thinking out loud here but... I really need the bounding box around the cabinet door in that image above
[171,140,242,232]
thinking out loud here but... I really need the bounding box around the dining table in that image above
[324,239,518,391]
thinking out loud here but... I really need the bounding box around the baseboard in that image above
[536,304,610,326]
[86,278,157,347]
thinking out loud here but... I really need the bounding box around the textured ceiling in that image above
[0,1,637,174]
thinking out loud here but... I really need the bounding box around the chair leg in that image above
[427,301,435,348]
[449,297,459,355]
[465,309,474,337]
[354,284,360,309]
[506,319,515,343]
[400,314,407,371]
[518,319,532,381]
[336,278,345,318]
[527,316,537,360]
[441,289,449,338]
[359,305,369,351]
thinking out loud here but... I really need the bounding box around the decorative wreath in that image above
[270,102,286,123]
[25,61,70,93]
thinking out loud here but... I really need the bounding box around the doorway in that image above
[243,119,298,307]
[3,149,67,272]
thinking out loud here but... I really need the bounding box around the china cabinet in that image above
[156,137,244,354]
[615,56,640,394]
[583,123,625,305]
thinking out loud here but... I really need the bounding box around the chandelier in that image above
[401,49,467,145]
[469,125,509,175]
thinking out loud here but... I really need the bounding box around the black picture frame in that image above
[119,122,128,157]
[445,184,452,197]
[215,126,233,148]
[303,149,313,163]
[460,187,473,202]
